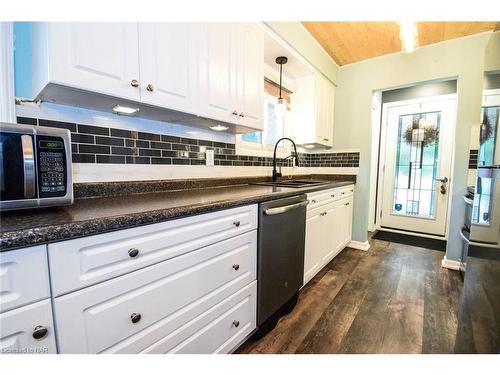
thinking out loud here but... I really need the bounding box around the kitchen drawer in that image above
[108,281,257,354]
[0,245,50,313]
[0,299,57,354]
[168,281,256,354]
[54,230,257,353]
[307,185,354,210]
[49,204,257,296]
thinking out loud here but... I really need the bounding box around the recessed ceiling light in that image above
[209,124,229,132]
[399,21,418,54]
[112,105,139,115]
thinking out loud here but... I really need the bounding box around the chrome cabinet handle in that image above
[32,325,48,340]
[341,192,345,195]
[146,84,155,92]
[21,135,35,198]
[239,112,245,117]
[311,199,317,204]
[232,264,240,271]
[232,110,238,116]
[131,79,140,87]
[232,320,240,328]
[233,220,241,227]
[264,200,309,216]
[131,313,141,324]
[435,177,449,183]
[345,202,350,206]
[331,194,335,198]
[128,248,139,258]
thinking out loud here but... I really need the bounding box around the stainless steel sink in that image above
[252,180,329,188]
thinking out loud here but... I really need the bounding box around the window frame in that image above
[235,92,292,158]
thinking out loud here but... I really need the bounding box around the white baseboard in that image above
[441,256,461,271]
[347,240,370,251]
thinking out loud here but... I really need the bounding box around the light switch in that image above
[206,149,214,167]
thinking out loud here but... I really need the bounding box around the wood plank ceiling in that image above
[302,22,500,66]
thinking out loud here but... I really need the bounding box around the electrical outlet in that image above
[206,149,214,167]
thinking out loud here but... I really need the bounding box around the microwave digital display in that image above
[39,140,63,149]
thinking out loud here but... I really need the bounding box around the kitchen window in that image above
[236,80,292,157]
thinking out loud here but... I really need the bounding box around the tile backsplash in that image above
[17,116,360,168]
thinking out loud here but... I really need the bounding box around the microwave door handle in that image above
[21,135,36,198]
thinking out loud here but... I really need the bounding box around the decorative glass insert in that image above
[392,111,441,218]
[478,106,499,166]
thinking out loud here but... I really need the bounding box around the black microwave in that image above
[0,122,73,211]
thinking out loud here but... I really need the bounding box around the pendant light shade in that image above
[275,56,288,117]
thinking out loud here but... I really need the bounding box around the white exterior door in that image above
[198,23,236,124]
[49,23,140,101]
[380,97,456,236]
[235,23,264,130]
[138,23,198,114]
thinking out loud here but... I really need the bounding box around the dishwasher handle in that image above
[264,200,309,216]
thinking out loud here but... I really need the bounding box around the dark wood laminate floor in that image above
[237,236,463,354]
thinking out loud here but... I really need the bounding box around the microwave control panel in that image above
[36,135,68,198]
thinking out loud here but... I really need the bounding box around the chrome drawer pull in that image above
[232,320,240,328]
[128,248,139,258]
[345,202,350,206]
[311,199,317,204]
[331,194,335,197]
[233,220,241,227]
[32,325,48,340]
[131,313,141,324]
[232,264,240,271]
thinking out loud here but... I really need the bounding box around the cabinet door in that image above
[235,23,264,130]
[0,299,57,354]
[315,74,335,147]
[303,207,324,285]
[138,23,198,114]
[48,23,140,101]
[320,201,342,264]
[198,23,237,124]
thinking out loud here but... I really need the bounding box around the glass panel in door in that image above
[392,111,441,218]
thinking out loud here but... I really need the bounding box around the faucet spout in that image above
[272,137,299,181]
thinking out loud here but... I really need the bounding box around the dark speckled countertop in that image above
[0,177,355,251]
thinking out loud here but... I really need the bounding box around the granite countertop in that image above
[0,178,355,251]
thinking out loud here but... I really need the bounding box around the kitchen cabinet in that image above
[30,22,264,133]
[198,23,264,130]
[0,299,57,354]
[138,23,199,114]
[32,22,141,101]
[294,72,335,148]
[303,186,354,285]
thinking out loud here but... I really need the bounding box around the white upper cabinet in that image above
[138,23,199,114]
[30,22,265,133]
[234,23,264,131]
[294,72,335,147]
[33,23,141,101]
[198,23,237,124]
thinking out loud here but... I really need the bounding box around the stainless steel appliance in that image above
[256,194,308,335]
[0,122,73,211]
[456,164,500,352]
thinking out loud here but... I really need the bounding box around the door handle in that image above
[21,135,35,198]
[435,177,449,183]
[264,200,309,216]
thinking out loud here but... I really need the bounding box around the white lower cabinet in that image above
[0,299,57,354]
[52,208,258,354]
[304,186,354,285]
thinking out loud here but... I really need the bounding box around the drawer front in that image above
[0,245,50,313]
[0,299,57,354]
[49,204,257,296]
[338,185,355,199]
[307,185,355,210]
[54,230,257,353]
[168,281,256,354]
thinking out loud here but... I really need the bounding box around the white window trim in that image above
[0,22,16,123]
[236,93,292,158]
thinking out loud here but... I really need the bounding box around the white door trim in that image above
[374,93,458,239]
[0,22,16,123]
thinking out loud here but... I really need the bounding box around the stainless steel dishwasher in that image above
[256,194,308,336]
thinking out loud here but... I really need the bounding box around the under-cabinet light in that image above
[112,105,139,115]
[209,124,229,132]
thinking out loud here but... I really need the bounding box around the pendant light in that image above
[275,56,288,117]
